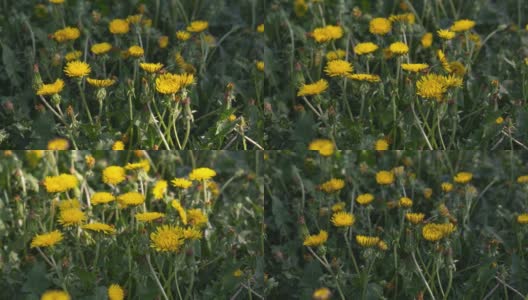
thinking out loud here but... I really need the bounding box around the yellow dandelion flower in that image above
[416,73,448,101]
[303,230,328,247]
[135,212,165,222]
[369,18,392,35]
[313,287,332,300]
[437,29,456,40]
[517,175,528,183]
[324,59,353,77]
[347,73,381,82]
[171,200,188,224]
[308,139,335,156]
[90,192,115,205]
[140,62,164,73]
[326,49,346,61]
[256,61,264,72]
[52,27,80,42]
[437,50,452,72]
[331,211,355,227]
[102,166,126,185]
[187,209,208,227]
[183,227,202,240]
[443,74,463,88]
[449,61,466,76]
[171,178,193,189]
[450,19,475,32]
[257,24,264,33]
[401,63,429,72]
[126,14,143,24]
[356,193,374,205]
[389,42,409,55]
[158,35,169,48]
[58,199,80,211]
[331,202,346,212]
[124,159,150,172]
[58,208,86,227]
[228,114,237,121]
[438,204,450,217]
[64,60,91,78]
[150,225,185,252]
[91,42,112,55]
[47,138,69,150]
[111,140,125,150]
[424,188,433,199]
[441,182,453,192]
[44,174,78,193]
[376,171,394,185]
[320,178,345,193]
[405,212,425,224]
[422,223,455,241]
[312,25,343,43]
[187,20,208,32]
[117,192,145,206]
[82,222,116,234]
[377,240,389,251]
[421,32,433,48]
[233,269,243,277]
[176,30,191,41]
[454,172,472,184]
[356,235,380,247]
[41,290,70,300]
[128,45,144,58]
[109,19,130,34]
[375,139,389,150]
[399,197,413,208]
[155,73,185,94]
[49,0,65,4]
[354,42,379,55]
[87,78,116,88]
[297,79,328,97]
[152,180,168,200]
[188,167,216,181]
[389,13,415,24]
[108,284,124,300]
[517,214,528,224]
[30,230,63,248]
[65,50,82,61]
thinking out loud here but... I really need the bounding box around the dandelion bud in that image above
[51,94,62,106]
[96,88,107,102]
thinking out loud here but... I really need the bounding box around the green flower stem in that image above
[344,232,361,275]
[412,250,436,300]
[146,254,169,300]
[148,101,171,149]
[411,102,434,149]
[38,96,67,125]
[78,81,93,125]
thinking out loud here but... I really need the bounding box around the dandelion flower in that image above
[82,222,116,234]
[91,42,112,55]
[517,214,528,224]
[375,139,389,150]
[331,212,355,227]
[150,225,185,252]
[52,27,80,42]
[389,13,415,24]
[422,223,455,241]
[354,42,379,55]
[449,61,466,76]
[176,30,191,41]
[320,178,345,193]
[450,19,475,32]
[437,50,452,72]
[256,61,264,72]
[326,49,346,61]
[64,61,91,78]
[377,240,389,251]
[347,74,381,82]
[152,180,167,200]
[399,197,413,208]
[405,212,425,224]
[30,230,63,248]
[58,208,86,227]
[87,78,116,88]
[416,73,448,101]
[424,188,433,199]
[171,200,188,224]
[189,167,216,181]
[117,192,145,206]
[109,19,130,34]
[183,227,202,240]
[437,29,456,40]
[111,141,124,150]
[186,20,209,32]
[517,175,528,183]
[128,45,144,58]
[37,79,64,95]
[389,42,409,55]
[313,288,332,300]
[108,284,125,300]
[125,160,150,172]
[324,59,353,77]
[311,25,343,43]
[171,178,193,189]
[155,73,183,94]
[308,139,334,156]
[369,18,392,35]
[140,62,164,73]
[44,174,78,193]
[454,172,472,184]
[187,209,208,227]
[91,192,115,205]
[401,63,429,72]
[65,50,82,61]
[297,79,328,97]
[47,138,69,150]
[421,32,433,48]
[356,193,374,205]
[441,182,453,192]
[158,36,169,48]
[41,290,70,300]
[135,212,165,222]
[257,24,264,33]
[49,0,65,4]
[303,230,328,247]
[356,235,380,247]
[331,202,346,212]
[102,166,126,185]
[376,171,394,185]
[58,199,80,211]
[233,269,243,277]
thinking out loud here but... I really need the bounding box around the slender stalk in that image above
[412,251,436,300]
[78,81,93,125]
[146,254,169,300]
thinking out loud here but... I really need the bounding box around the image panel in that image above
[265,150,528,299]
[0,0,264,150]
[264,0,528,150]
[0,150,264,299]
